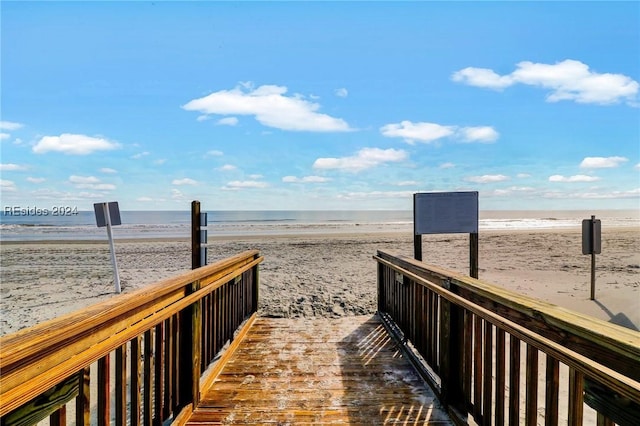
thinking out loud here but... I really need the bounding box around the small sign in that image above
[414,191,478,235]
[200,212,208,227]
[582,217,602,255]
[94,202,121,227]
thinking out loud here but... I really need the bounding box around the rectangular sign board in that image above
[94,202,122,227]
[414,191,479,235]
[582,218,601,255]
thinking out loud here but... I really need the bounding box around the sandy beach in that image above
[1,228,639,336]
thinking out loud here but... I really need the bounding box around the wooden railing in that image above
[375,250,640,426]
[0,250,262,426]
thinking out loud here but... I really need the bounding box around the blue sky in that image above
[1,1,639,211]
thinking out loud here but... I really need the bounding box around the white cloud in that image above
[68,175,116,190]
[517,173,532,178]
[1,179,17,192]
[458,126,499,143]
[69,175,100,184]
[27,177,46,183]
[335,88,349,98]
[131,151,150,159]
[0,163,28,171]
[33,133,121,155]
[395,181,419,186]
[337,190,415,200]
[171,189,185,200]
[154,159,167,165]
[206,150,224,157]
[216,117,239,126]
[380,121,455,143]
[451,67,513,89]
[635,163,640,170]
[137,197,154,202]
[100,167,117,174]
[452,59,639,106]
[439,162,455,169]
[172,178,198,186]
[541,188,640,200]
[490,186,536,196]
[219,164,237,171]
[183,83,352,132]
[548,174,600,182]
[0,121,23,131]
[28,189,105,201]
[313,147,407,172]
[465,174,510,183]
[381,121,498,144]
[223,180,269,190]
[282,175,331,183]
[580,156,628,169]
[0,133,10,140]
[249,174,263,180]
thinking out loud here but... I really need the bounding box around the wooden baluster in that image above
[97,355,110,426]
[76,367,90,426]
[50,405,66,426]
[473,315,483,421]
[482,322,493,426]
[115,344,127,426]
[144,330,153,426]
[545,355,559,426]
[495,329,506,426]
[508,336,521,426]
[568,368,584,426]
[154,323,165,424]
[525,345,538,426]
[131,336,142,426]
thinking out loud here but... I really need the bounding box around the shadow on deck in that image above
[187,315,452,425]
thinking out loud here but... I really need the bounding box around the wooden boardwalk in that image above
[186,315,453,425]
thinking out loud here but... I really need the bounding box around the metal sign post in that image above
[94,201,122,293]
[413,191,479,278]
[582,215,601,300]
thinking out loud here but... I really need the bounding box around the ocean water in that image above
[0,209,638,241]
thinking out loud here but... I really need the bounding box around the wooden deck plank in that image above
[186,315,452,425]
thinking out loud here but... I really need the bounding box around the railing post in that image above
[191,201,202,270]
[178,279,202,411]
[252,255,259,314]
[440,279,464,413]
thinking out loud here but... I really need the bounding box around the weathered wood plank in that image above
[185,316,452,425]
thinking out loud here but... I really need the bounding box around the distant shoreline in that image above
[1,225,638,245]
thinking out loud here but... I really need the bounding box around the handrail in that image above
[0,249,263,425]
[374,254,640,402]
[375,249,640,426]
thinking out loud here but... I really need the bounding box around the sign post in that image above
[414,191,479,278]
[191,201,208,269]
[94,201,122,293]
[582,215,601,300]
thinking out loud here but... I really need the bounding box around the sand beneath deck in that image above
[1,228,638,335]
